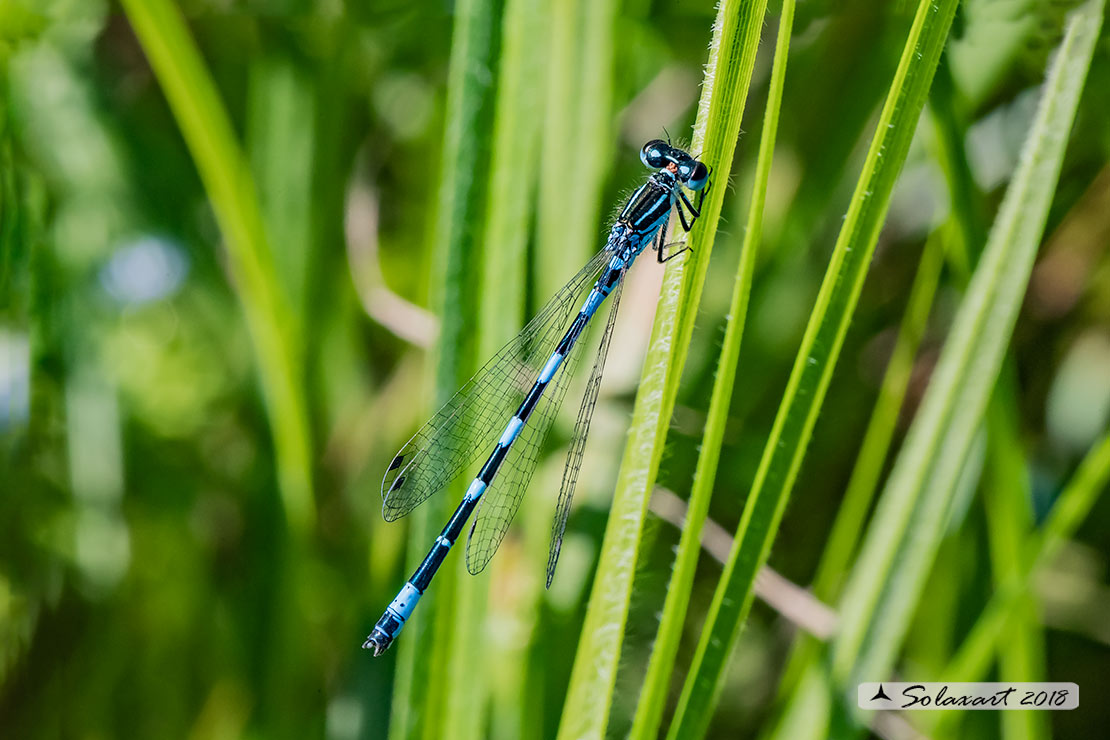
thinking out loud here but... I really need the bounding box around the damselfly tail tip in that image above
[362,629,393,656]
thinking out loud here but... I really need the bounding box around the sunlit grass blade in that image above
[664,1,961,737]
[792,62,981,635]
[771,226,946,719]
[385,0,502,738]
[813,229,946,604]
[118,0,313,533]
[628,4,795,739]
[768,68,982,705]
[830,0,1104,714]
[554,2,770,738]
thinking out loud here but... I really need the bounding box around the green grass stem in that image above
[771,226,947,720]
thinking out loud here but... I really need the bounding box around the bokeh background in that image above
[2,0,1109,738]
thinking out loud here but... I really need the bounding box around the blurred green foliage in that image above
[1,1,1109,739]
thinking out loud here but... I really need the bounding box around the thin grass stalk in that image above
[815,229,946,604]
[628,4,794,739]
[665,1,960,736]
[769,227,946,722]
[770,60,978,721]
[387,0,501,737]
[800,59,985,618]
[659,4,764,415]
[925,427,1110,735]
[118,0,313,534]
[830,0,1104,714]
[554,2,770,738]
[447,0,545,736]
[474,0,546,737]
[781,60,981,645]
[781,46,978,680]
[982,379,1048,740]
[930,84,1048,732]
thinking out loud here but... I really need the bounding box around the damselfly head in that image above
[640,140,708,191]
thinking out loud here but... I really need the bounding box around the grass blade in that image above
[535,0,617,293]
[771,54,973,720]
[665,1,961,736]
[246,55,314,317]
[628,4,796,739]
[926,427,1110,736]
[771,226,947,721]
[813,229,946,603]
[982,380,1048,740]
[473,4,545,738]
[387,0,502,738]
[443,0,545,737]
[118,0,313,533]
[554,2,770,738]
[830,0,1105,709]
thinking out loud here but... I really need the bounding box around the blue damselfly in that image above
[364,140,710,655]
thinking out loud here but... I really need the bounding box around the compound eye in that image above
[640,140,669,169]
[683,161,709,191]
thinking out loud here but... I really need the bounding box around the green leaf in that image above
[830,0,1105,711]
[554,2,770,738]
[627,3,796,739]
[666,0,962,737]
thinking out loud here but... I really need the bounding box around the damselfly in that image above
[364,140,710,655]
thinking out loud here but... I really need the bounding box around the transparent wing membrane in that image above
[546,270,626,586]
[381,247,615,521]
[464,324,587,574]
